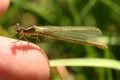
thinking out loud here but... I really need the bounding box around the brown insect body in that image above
[15,23,107,49]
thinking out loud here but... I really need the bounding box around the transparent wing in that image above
[35,26,107,49]
[35,26,102,40]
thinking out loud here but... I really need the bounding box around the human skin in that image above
[0,36,50,80]
[0,0,50,79]
[0,0,10,17]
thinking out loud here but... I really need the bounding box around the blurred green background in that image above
[0,0,120,80]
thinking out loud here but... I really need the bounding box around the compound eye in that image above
[14,23,21,33]
[16,23,20,27]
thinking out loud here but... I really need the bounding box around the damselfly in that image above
[14,23,107,49]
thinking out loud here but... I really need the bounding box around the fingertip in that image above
[0,0,10,17]
[0,36,50,80]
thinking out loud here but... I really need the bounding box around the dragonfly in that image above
[14,23,107,49]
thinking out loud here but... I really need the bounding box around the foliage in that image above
[0,0,120,80]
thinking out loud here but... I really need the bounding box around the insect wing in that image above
[35,26,102,42]
[35,26,107,49]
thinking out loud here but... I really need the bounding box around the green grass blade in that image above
[50,58,120,70]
